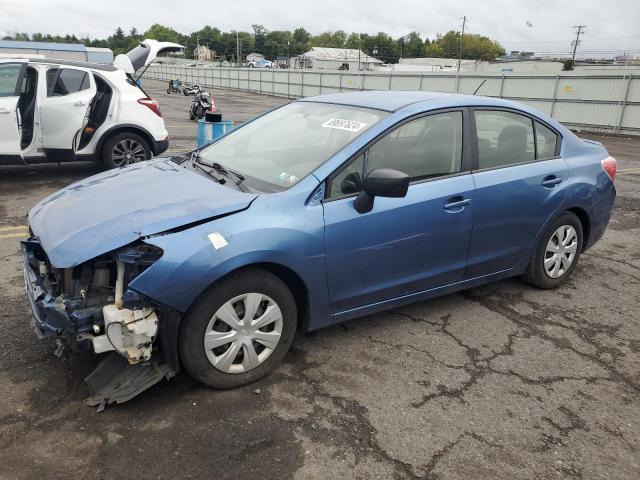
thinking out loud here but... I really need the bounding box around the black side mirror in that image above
[353,168,409,214]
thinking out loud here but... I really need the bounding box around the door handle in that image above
[0,107,11,114]
[73,100,87,107]
[542,176,563,188]
[443,198,471,211]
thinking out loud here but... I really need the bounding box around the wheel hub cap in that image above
[204,293,283,374]
[544,225,578,279]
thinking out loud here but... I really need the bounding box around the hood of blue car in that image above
[28,159,257,268]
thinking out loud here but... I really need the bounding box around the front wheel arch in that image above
[190,263,310,333]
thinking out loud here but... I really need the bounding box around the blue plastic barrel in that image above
[197,119,234,147]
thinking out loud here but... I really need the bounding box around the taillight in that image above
[137,97,162,117]
[601,156,617,182]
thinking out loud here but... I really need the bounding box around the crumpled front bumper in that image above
[21,239,95,347]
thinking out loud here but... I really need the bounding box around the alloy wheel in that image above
[112,139,147,166]
[544,225,578,279]
[204,293,283,374]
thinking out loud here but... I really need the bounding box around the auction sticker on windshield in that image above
[322,118,368,132]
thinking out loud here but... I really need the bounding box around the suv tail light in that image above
[138,97,162,117]
[601,156,617,182]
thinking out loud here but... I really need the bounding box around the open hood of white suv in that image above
[113,39,184,74]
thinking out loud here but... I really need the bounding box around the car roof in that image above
[30,58,118,71]
[298,90,460,112]
[0,58,117,72]
[299,90,524,113]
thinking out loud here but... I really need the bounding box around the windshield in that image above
[198,102,388,191]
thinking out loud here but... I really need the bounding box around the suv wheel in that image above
[179,269,297,389]
[522,211,583,289]
[102,132,151,169]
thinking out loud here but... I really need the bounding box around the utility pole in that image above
[196,33,200,61]
[571,25,586,63]
[457,16,466,73]
[236,32,240,66]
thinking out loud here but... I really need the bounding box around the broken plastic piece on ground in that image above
[84,352,175,411]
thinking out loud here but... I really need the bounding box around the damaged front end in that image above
[21,237,177,410]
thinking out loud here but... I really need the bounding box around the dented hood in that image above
[28,159,257,268]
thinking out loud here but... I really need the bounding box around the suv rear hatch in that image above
[113,39,184,78]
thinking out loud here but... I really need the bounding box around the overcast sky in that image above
[2,0,639,56]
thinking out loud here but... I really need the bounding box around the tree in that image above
[397,31,424,58]
[425,30,504,61]
[252,24,268,54]
[142,24,182,44]
[292,28,311,55]
[264,30,294,58]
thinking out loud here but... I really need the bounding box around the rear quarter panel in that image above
[560,136,616,250]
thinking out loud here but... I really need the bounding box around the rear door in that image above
[40,66,96,160]
[465,108,566,278]
[0,62,26,162]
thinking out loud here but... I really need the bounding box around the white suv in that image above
[0,40,182,168]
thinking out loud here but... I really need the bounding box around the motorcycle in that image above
[189,90,215,120]
[182,83,200,96]
[166,79,182,94]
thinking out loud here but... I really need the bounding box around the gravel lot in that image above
[1,79,639,479]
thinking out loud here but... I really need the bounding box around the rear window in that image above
[535,121,559,159]
[47,68,90,96]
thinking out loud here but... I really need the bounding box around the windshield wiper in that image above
[189,152,225,184]
[210,162,246,186]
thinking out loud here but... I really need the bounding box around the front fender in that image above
[128,187,331,331]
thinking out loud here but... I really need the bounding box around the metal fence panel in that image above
[145,66,640,135]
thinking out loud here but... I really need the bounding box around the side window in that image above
[0,63,23,97]
[329,154,364,198]
[47,68,90,97]
[367,111,463,180]
[535,121,559,159]
[474,110,535,169]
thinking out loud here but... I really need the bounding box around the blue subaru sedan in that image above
[22,91,616,406]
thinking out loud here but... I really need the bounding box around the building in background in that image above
[0,39,113,64]
[296,47,382,70]
[395,57,482,72]
[246,52,265,63]
[193,45,217,61]
[85,47,114,64]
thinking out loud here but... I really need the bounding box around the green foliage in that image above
[425,30,505,60]
[563,59,574,71]
[2,24,504,63]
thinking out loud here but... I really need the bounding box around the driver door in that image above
[40,66,96,161]
[0,62,26,163]
[322,110,475,318]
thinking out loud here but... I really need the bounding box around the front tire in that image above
[522,211,583,289]
[101,132,151,169]
[179,269,297,389]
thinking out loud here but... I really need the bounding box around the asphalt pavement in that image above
[0,80,639,479]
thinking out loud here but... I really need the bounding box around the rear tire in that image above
[101,132,151,169]
[522,211,583,289]
[179,268,297,389]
